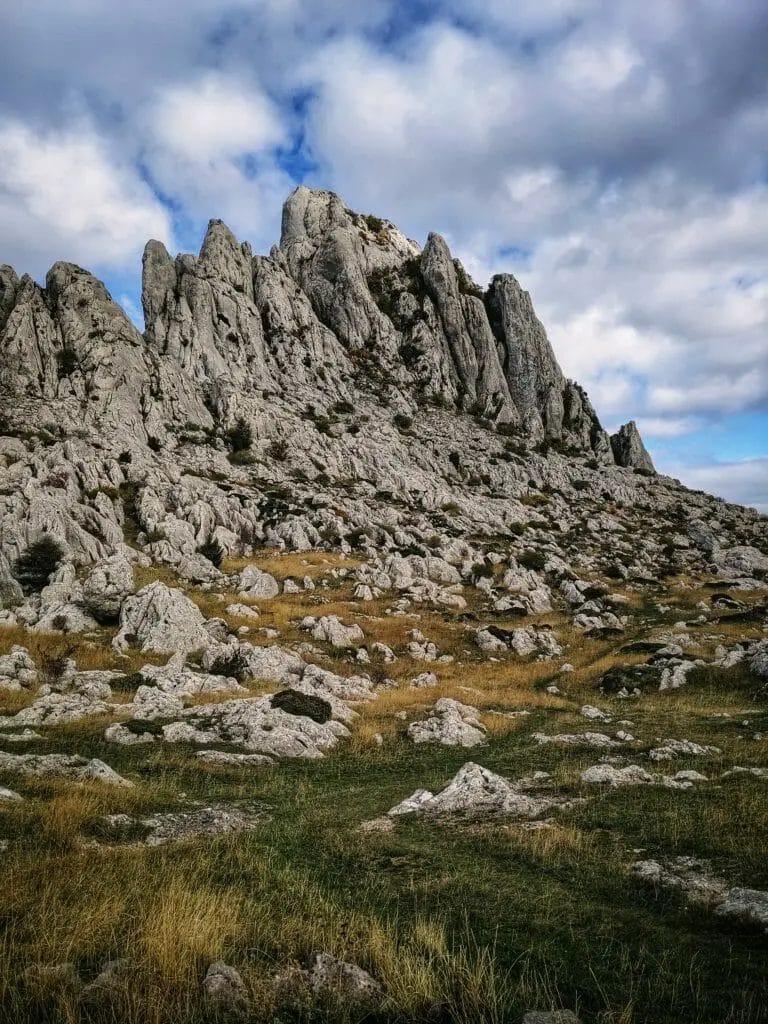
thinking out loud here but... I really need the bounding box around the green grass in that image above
[1,571,767,1023]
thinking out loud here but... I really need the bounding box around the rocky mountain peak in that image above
[1,186,661,476]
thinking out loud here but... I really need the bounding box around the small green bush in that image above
[518,549,546,571]
[198,537,223,568]
[227,417,253,453]
[56,348,78,378]
[362,214,384,233]
[268,439,289,462]
[15,535,64,591]
[271,689,332,723]
[208,648,250,682]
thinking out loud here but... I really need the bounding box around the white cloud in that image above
[140,74,294,250]
[150,74,284,160]
[0,118,172,279]
[658,457,768,513]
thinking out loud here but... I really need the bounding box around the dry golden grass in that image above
[0,624,166,674]
[222,548,364,579]
[503,823,599,867]
[138,881,245,982]
[16,783,141,850]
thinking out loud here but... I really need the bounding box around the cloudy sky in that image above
[1,1,766,510]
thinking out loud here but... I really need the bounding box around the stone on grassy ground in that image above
[582,764,707,790]
[0,729,41,742]
[634,858,768,931]
[274,952,382,1007]
[633,857,728,905]
[160,695,351,760]
[0,645,37,691]
[139,803,267,845]
[0,752,132,786]
[301,614,365,648]
[388,762,568,819]
[715,888,768,931]
[0,785,22,801]
[0,692,112,727]
[196,750,274,767]
[408,698,486,747]
[237,567,279,598]
[204,961,250,1019]
[113,581,212,653]
[533,731,622,749]
[79,959,131,1008]
[648,738,720,761]
[580,704,610,721]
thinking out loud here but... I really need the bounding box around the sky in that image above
[1,0,766,511]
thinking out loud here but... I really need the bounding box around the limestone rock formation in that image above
[610,420,655,472]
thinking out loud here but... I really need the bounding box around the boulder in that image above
[113,581,211,653]
[238,566,280,599]
[81,553,134,621]
[389,762,566,819]
[407,698,486,747]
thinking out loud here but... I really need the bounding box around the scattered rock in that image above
[389,762,568,819]
[408,698,486,747]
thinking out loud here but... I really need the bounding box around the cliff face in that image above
[0,186,644,459]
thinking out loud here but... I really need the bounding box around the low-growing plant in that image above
[15,535,64,591]
[198,537,224,568]
[518,549,546,571]
[227,417,253,453]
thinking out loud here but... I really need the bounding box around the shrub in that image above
[126,719,164,736]
[496,422,521,437]
[147,435,162,452]
[573,479,590,491]
[111,672,144,693]
[228,449,256,466]
[267,439,289,462]
[227,417,253,453]
[198,537,223,568]
[208,648,250,682]
[56,348,78,378]
[271,689,332,723]
[15,535,64,591]
[37,646,76,686]
[518,549,546,571]
[347,527,370,550]
[394,413,413,432]
[362,213,384,233]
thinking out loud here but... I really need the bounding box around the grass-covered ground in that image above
[1,552,766,1023]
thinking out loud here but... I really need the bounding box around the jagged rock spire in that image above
[0,184,653,471]
[611,421,655,472]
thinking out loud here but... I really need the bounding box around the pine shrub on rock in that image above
[198,537,224,568]
[271,689,332,724]
[15,535,64,591]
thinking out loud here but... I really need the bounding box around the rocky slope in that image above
[1,186,763,583]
